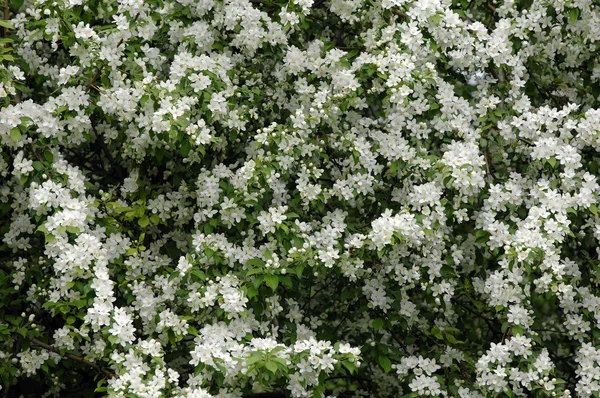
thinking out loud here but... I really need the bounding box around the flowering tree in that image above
[1,0,600,396]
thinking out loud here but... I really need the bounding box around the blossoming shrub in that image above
[1,0,600,396]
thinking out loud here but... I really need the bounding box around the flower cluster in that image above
[1,0,600,396]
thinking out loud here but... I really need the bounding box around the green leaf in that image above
[66,226,80,234]
[378,355,392,373]
[265,361,278,374]
[0,21,14,29]
[445,332,459,344]
[568,7,580,23]
[245,284,257,299]
[138,215,149,228]
[181,139,192,157]
[264,274,279,291]
[293,265,304,278]
[475,230,490,243]
[10,127,21,142]
[168,330,177,346]
[247,258,265,268]
[429,13,442,24]
[246,268,264,276]
[512,325,523,335]
[192,270,205,281]
[271,346,286,354]
[252,275,263,289]
[590,204,598,215]
[246,353,263,365]
[11,0,24,9]
[73,299,87,309]
[341,360,356,374]
[372,318,385,331]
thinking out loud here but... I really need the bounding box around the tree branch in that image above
[30,338,116,379]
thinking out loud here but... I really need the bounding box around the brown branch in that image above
[484,150,493,181]
[518,137,533,146]
[30,337,116,378]
[500,326,511,344]
[87,66,105,90]
[391,9,407,18]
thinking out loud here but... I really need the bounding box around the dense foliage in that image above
[1,0,600,396]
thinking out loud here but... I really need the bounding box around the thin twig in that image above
[30,338,116,378]
[518,137,533,146]
[531,78,561,108]
[324,375,371,382]
[484,150,493,181]
[500,326,511,344]
[455,301,500,339]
